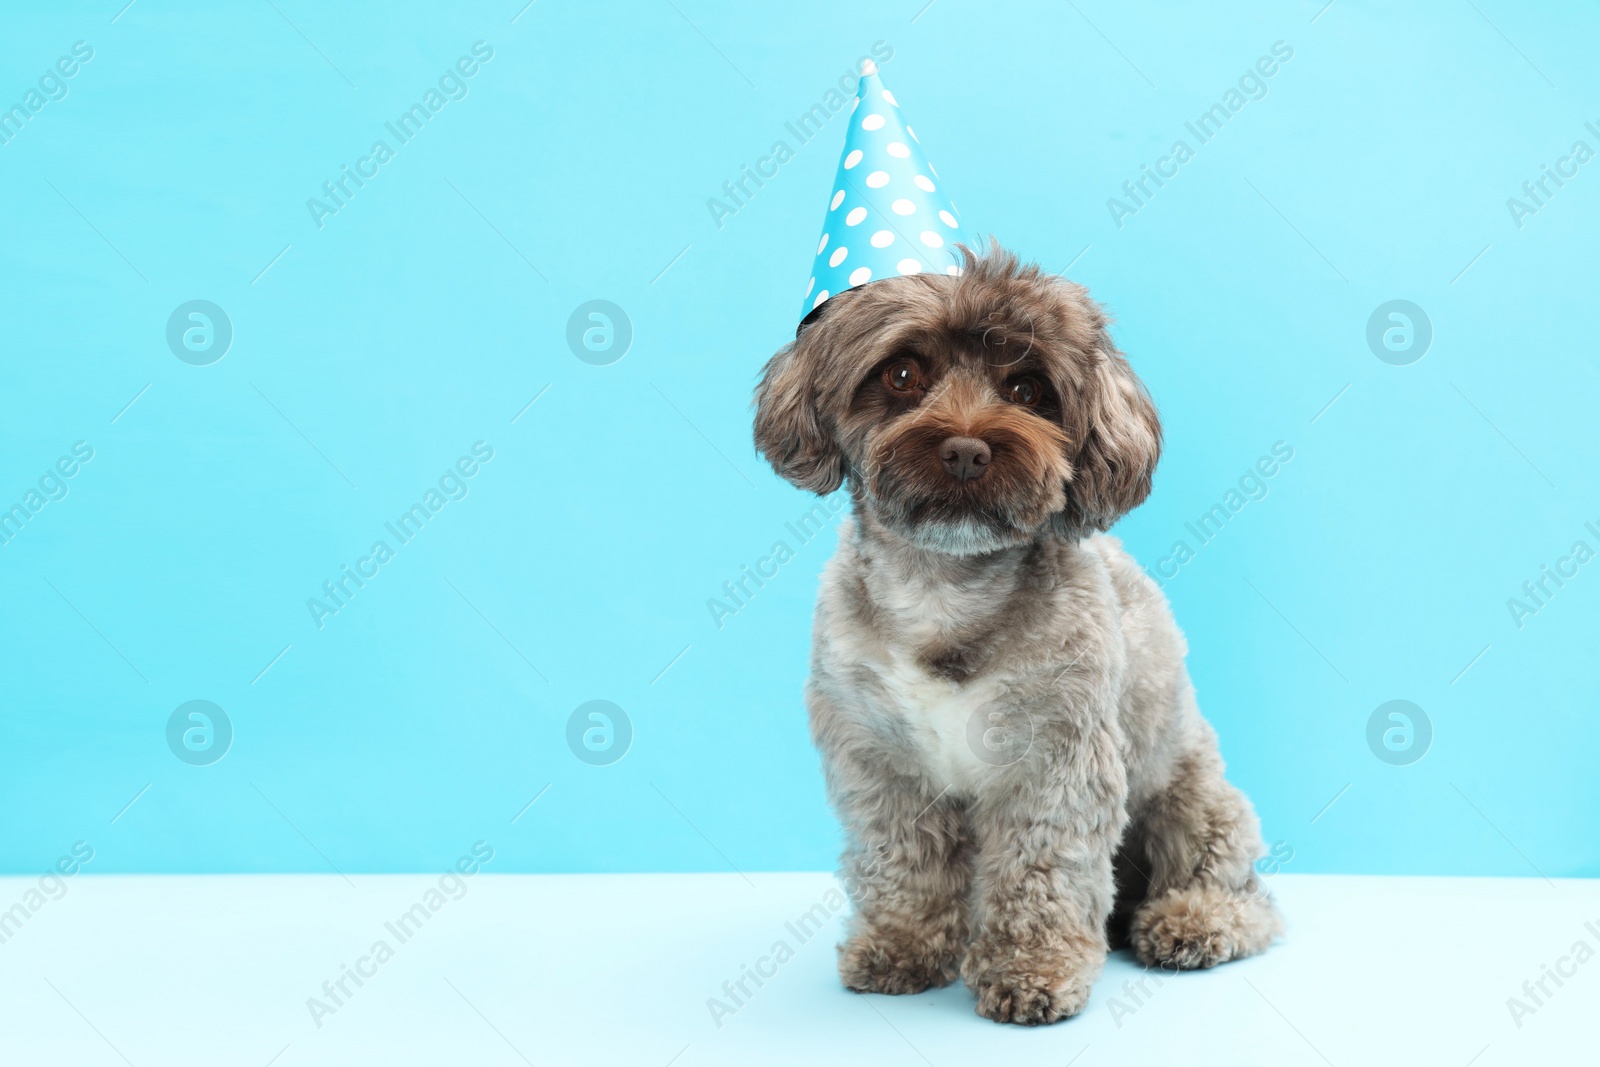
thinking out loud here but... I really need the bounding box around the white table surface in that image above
[0,872,1592,1065]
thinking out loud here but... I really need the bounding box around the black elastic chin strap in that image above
[796,302,827,338]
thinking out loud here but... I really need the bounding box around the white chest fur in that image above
[867,646,1008,793]
[847,545,1023,792]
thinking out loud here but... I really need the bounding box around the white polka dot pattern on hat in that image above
[799,67,976,322]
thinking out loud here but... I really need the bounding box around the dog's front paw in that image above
[839,929,961,995]
[961,936,1102,1025]
[1130,885,1283,970]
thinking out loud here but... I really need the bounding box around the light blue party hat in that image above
[801,63,974,324]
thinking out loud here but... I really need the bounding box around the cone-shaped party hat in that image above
[801,62,974,325]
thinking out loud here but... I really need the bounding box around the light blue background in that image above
[2,0,1596,878]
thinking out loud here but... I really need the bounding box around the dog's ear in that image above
[753,329,846,494]
[1062,343,1161,533]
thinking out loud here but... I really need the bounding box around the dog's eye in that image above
[1005,376,1043,407]
[883,359,923,393]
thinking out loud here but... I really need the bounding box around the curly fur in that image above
[753,245,1281,1024]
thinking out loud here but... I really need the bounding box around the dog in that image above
[752,245,1281,1025]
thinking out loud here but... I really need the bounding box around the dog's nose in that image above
[940,436,991,481]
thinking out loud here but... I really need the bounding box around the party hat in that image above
[800,63,974,325]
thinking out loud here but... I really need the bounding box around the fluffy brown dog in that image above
[752,245,1281,1025]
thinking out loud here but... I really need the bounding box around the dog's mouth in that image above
[903,487,1018,528]
[856,412,1073,554]
[864,473,1062,555]
[885,502,1034,555]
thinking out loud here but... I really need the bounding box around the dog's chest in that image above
[844,563,1017,790]
[871,649,1006,789]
